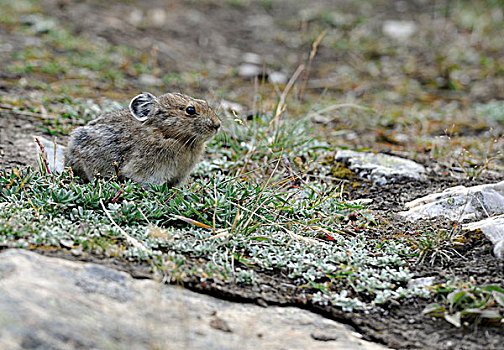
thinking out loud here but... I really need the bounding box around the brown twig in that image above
[110,185,124,203]
[0,104,54,120]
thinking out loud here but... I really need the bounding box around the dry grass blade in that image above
[309,103,378,120]
[237,155,283,233]
[299,30,327,99]
[12,168,29,194]
[52,137,58,172]
[200,229,230,241]
[228,199,321,245]
[0,104,55,120]
[230,204,241,233]
[99,198,149,252]
[269,63,305,135]
[173,214,212,229]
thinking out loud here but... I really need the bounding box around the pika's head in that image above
[129,92,221,145]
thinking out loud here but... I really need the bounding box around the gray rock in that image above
[464,215,504,259]
[0,249,389,350]
[335,150,426,185]
[400,181,504,222]
[400,181,504,260]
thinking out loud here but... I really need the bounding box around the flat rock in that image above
[400,181,504,221]
[0,249,389,350]
[400,181,504,259]
[335,150,426,185]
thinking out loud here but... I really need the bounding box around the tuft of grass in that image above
[406,226,464,266]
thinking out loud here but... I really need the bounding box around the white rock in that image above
[408,276,436,289]
[147,8,167,27]
[335,150,426,185]
[464,215,504,259]
[382,20,417,40]
[238,64,262,78]
[138,73,163,87]
[269,71,287,84]
[128,8,143,26]
[400,181,504,260]
[346,198,373,206]
[21,14,56,34]
[400,181,504,221]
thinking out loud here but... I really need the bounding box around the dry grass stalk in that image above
[299,30,327,100]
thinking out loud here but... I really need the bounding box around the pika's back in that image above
[65,92,221,186]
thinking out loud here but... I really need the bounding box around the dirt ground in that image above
[1,0,504,349]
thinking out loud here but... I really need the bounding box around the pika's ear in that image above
[129,92,156,122]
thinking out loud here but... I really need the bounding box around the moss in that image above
[330,162,355,179]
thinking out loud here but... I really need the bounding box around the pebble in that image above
[238,64,262,78]
[382,20,417,40]
[138,73,163,87]
[269,71,287,84]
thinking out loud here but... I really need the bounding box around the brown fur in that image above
[65,92,221,187]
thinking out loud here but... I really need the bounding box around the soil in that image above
[1,0,504,349]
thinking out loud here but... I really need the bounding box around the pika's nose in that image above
[212,119,221,131]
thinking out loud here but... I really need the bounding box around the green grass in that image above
[424,279,504,327]
[0,167,423,311]
[406,227,464,265]
[0,111,432,312]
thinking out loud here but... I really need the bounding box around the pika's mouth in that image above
[205,123,220,136]
[210,122,221,133]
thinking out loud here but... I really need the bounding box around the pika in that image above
[64,92,221,187]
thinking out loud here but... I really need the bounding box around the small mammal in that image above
[64,92,221,187]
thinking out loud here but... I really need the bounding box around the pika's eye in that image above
[185,106,197,115]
